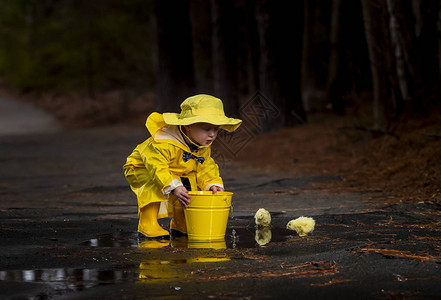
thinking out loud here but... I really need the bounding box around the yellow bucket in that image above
[184,191,233,241]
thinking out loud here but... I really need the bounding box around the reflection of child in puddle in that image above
[123,95,242,241]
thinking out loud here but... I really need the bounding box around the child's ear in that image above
[183,125,191,132]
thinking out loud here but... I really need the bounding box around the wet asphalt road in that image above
[0,122,441,299]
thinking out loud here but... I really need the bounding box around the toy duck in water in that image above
[254,208,271,228]
[286,216,315,236]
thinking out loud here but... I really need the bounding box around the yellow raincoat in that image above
[123,112,223,219]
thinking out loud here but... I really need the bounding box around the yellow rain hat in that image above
[162,94,242,132]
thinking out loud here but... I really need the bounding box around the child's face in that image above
[185,123,220,146]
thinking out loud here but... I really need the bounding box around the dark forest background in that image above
[0,0,440,130]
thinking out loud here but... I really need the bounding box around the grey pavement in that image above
[0,95,60,136]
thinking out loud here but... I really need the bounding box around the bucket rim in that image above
[189,191,233,196]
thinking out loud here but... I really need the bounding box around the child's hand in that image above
[173,186,190,208]
[210,186,224,194]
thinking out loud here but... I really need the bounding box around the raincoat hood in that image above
[146,112,190,150]
[162,94,242,132]
[146,112,168,137]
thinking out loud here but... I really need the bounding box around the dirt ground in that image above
[235,112,441,204]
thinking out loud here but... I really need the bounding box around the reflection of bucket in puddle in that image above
[139,260,183,281]
[188,239,227,249]
[139,256,230,281]
[170,236,226,249]
[185,191,232,241]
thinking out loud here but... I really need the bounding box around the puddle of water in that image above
[0,268,137,292]
[81,231,139,248]
[0,257,232,294]
[1,227,292,297]
[138,256,230,283]
[82,227,292,249]
[138,260,180,282]
[227,227,292,248]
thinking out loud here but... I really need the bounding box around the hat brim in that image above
[163,113,242,132]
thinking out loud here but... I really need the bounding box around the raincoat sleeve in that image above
[196,148,224,191]
[140,141,182,198]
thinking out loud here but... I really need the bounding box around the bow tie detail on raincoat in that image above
[183,152,205,164]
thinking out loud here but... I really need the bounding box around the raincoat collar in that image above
[179,126,200,153]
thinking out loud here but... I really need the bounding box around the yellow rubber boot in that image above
[170,198,187,237]
[138,202,170,238]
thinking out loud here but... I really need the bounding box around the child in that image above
[123,94,242,240]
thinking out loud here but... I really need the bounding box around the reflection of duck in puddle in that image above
[255,228,272,246]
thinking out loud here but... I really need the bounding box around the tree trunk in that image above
[154,0,195,112]
[190,0,213,94]
[413,0,439,87]
[210,0,239,117]
[361,0,392,130]
[243,0,260,97]
[255,0,283,130]
[438,2,441,77]
[326,0,345,114]
[386,0,408,110]
[410,0,440,115]
[255,0,305,130]
[301,0,329,112]
[76,0,96,99]
[386,0,426,115]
